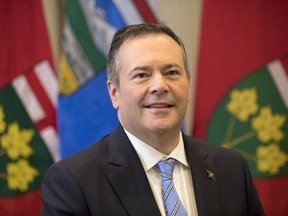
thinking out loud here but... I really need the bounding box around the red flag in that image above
[0,0,58,215]
[194,1,288,215]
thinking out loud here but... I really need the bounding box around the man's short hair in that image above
[107,23,190,87]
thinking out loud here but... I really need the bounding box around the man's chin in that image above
[148,122,180,134]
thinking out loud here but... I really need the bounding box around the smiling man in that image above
[107,31,189,155]
[41,24,264,216]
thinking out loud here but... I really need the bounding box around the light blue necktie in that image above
[157,158,187,216]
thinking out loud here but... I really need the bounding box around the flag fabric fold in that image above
[0,0,58,215]
[193,1,288,215]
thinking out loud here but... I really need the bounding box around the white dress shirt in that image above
[125,130,198,216]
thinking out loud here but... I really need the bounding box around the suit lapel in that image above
[183,135,220,216]
[104,126,220,216]
[105,125,161,216]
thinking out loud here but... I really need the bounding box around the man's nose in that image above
[149,73,169,94]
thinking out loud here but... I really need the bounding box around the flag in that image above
[0,0,59,215]
[58,0,159,158]
[193,1,288,215]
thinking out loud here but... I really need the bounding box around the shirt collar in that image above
[124,129,189,171]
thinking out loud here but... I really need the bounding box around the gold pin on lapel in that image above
[207,170,215,180]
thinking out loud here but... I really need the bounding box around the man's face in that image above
[108,34,190,139]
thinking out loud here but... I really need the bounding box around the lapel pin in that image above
[207,170,216,180]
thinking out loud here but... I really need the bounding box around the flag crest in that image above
[59,0,160,158]
[0,61,56,196]
[206,59,288,178]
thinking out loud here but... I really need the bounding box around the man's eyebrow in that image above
[160,64,182,71]
[130,66,151,73]
[129,64,182,74]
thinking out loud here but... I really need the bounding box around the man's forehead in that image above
[121,33,176,47]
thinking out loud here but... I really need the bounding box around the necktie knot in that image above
[157,158,176,181]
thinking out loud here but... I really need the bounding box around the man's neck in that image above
[125,128,181,155]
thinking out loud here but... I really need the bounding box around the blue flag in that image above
[58,0,159,158]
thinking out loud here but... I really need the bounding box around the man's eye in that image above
[134,73,148,78]
[166,70,180,76]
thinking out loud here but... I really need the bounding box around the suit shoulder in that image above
[184,135,245,161]
[51,134,110,172]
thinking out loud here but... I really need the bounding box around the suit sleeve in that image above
[40,163,90,216]
[242,158,265,216]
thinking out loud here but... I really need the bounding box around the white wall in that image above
[158,0,202,134]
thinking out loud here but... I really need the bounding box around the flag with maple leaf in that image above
[0,0,58,215]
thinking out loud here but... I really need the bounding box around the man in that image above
[41,24,264,216]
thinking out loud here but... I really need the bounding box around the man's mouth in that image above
[145,103,173,108]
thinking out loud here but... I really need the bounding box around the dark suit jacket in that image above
[41,125,264,216]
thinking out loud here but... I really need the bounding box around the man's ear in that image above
[107,80,119,110]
